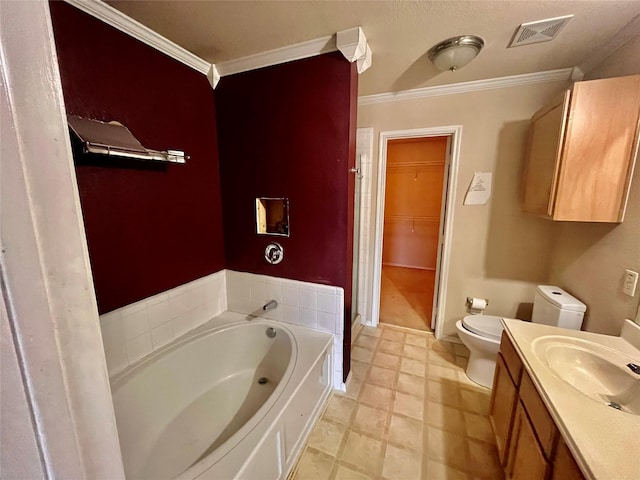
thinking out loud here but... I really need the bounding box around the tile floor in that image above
[290,324,503,480]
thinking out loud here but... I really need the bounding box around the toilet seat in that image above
[461,315,505,341]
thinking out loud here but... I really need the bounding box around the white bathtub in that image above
[111,312,333,480]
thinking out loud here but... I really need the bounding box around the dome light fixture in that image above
[428,35,485,72]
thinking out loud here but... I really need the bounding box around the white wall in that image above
[358,80,571,337]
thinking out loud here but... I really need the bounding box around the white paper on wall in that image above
[464,172,492,205]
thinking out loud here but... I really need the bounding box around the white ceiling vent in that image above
[509,15,573,47]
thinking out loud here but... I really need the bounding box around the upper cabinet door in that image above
[523,75,640,223]
[523,91,571,217]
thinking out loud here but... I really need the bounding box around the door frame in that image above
[371,126,462,340]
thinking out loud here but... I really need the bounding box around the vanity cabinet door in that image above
[551,438,585,480]
[507,402,550,480]
[489,353,518,466]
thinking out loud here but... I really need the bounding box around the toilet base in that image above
[464,351,497,388]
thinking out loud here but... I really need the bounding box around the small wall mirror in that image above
[256,197,290,237]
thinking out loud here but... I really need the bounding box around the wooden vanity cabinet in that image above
[490,334,585,480]
[522,74,640,223]
[489,332,522,465]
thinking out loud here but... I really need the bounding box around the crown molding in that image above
[216,35,336,77]
[358,68,574,105]
[63,0,211,75]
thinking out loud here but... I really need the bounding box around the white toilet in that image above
[455,285,586,388]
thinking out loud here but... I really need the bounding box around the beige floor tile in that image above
[426,459,470,480]
[340,430,383,475]
[355,334,379,350]
[360,326,381,337]
[468,439,504,479]
[427,379,462,408]
[372,351,401,370]
[464,412,495,443]
[350,359,370,379]
[382,444,422,479]
[292,448,334,480]
[344,376,363,400]
[460,389,492,415]
[380,328,405,343]
[430,339,456,354]
[402,343,427,361]
[334,464,372,480]
[360,384,394,410]
[308,419,347,456]
[429,349,458,368]
[425,426,470,471]
[454,343,470,357]
[353,404,388,438]
[400,357,426,377]
[393,391,424,420]
[352,346,373,363]
[405,331,429,347]
[456,355,469,369]
[428,364,459,382]
[378,338,403,355]
[387,414,424,451]
[397,373,425,398]
[324,395,356,425]
[367,366,397,389]
[425,402,466,433]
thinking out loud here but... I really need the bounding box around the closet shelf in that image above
[387,161,445,168]
[384,215,439,223]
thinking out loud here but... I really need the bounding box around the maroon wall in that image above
[49,2,225,314]
[215,53,358,379]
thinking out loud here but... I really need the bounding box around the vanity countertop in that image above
[502,319,640,480]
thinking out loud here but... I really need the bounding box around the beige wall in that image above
[358,81,570,337]
[547,35,640,335]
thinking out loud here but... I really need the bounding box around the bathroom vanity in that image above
[489,319,640,480]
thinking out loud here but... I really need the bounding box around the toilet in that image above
[455,285,586,388]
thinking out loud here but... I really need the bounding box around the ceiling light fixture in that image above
[428,35,485,72]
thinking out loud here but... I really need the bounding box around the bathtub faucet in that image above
[263,300,278,311]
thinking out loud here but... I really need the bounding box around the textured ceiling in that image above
[106,0,640,96]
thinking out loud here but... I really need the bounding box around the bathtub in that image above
[111,312,333,480]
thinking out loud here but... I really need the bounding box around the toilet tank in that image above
[531,285,586,330]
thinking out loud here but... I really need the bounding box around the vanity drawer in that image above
[520,371,558,459]
[500,332,523,386]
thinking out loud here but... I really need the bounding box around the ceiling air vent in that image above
[509,15,573,47]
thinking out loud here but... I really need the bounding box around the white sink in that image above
[532,335,640,415]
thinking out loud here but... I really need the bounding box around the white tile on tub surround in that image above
[317,292,337,314]
[281,281,299,306]
[317,311,338,334]
[282,304,300,325]
[100,271,227,377]
[122,308,150,340]
[100,310,123,351]
[299,308,318,329]
[146,300,172,329]
[126,331,153,364]
[104,342,128,378]
[151,321,175,350]
[299,288,317,310]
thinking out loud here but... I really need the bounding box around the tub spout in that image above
[263,300,278,311]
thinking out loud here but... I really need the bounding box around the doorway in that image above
[372,127,461,339]
[379,136,447,331]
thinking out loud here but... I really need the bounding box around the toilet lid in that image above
[462,315,505,341]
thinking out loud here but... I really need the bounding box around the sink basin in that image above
[532,336,640,415]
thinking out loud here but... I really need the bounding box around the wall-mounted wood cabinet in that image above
[522,75,640,223]
[489,333,585,480]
